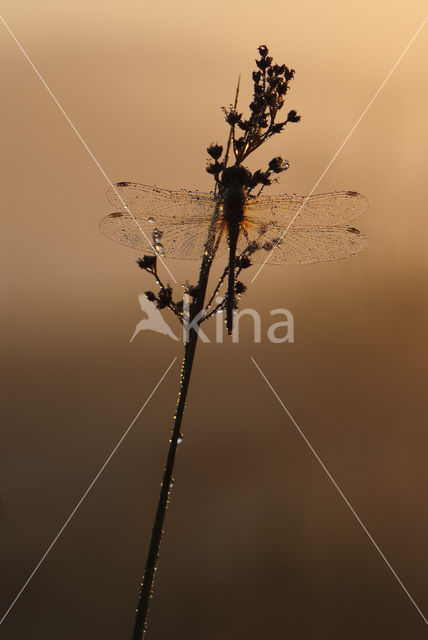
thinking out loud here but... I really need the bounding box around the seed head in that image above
[268,156,289,173]
[287,109,301,123]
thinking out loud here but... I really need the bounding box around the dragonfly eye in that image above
[221,165,251,187]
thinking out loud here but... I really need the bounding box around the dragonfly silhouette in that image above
[100,167,368,333]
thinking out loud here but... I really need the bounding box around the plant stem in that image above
[132,220,219,639]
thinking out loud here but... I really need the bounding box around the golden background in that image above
[1,1,427,638]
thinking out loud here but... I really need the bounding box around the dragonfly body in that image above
[100,179,369,335]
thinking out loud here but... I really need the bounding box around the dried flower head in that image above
[207,143,223,160]
[235,281,247,294]
[157,287,173,309]
[236,255,252,269]
[137,255,157,271]
[184,284,200,298]
[221,45,300,168]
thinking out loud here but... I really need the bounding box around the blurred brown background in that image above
[1,1,427,638]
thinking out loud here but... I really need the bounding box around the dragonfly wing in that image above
[238,190,368,265]
[107,182,216,220]
[242,224,368,265]
[101,182,226,259]
[244,190,368,227]
[100,212,228,260]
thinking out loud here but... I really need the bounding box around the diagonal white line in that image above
[251,14,428,284]
[251,356,428,626]
[0,14,177,283]
[0,356,177,626]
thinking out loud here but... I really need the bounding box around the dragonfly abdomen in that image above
[226,224,240,335]
[221,179,248,335]
[222,186,247,335]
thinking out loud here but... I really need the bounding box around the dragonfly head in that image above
[221,165,251,188]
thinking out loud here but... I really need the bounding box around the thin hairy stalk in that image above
[203,244,254,322]
[205,264,229,310]
[129,45,299,638]
[223,75,241,170]
[153,273,182,315]
[132,214,221,640]
[202,297,225,322]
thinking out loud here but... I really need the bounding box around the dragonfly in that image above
[100,165,368,333]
